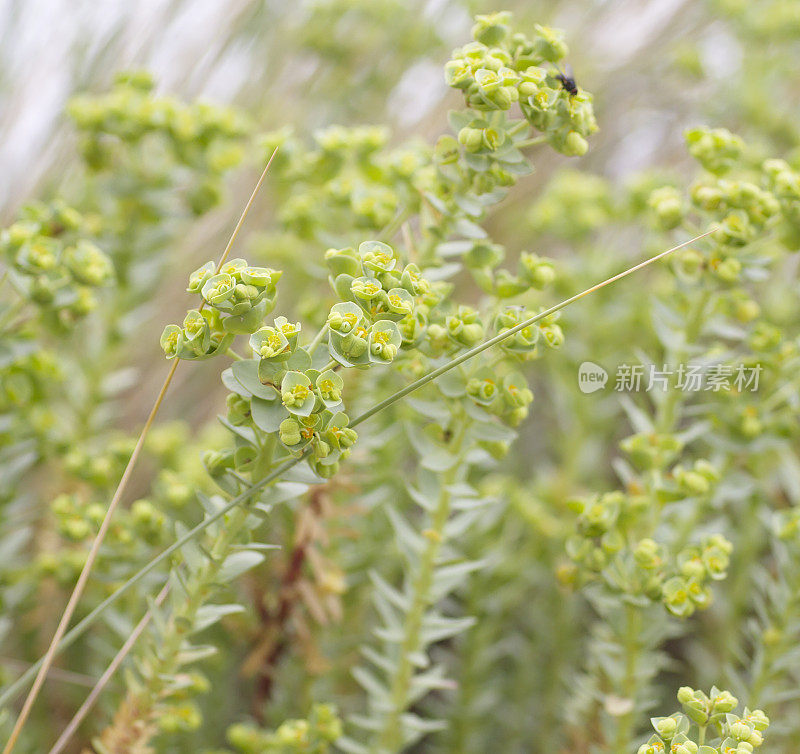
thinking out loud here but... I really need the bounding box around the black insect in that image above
[555,65,578,96]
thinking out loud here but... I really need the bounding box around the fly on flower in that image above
[555,64,578,96]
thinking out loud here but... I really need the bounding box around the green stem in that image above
[611,285,713,749]
[130,503,253,732]
[655,287,711,433]
[517,135,548,149]
[372,416,468,753]
[308,324,328,355]
[613,603,643,752]
[507,120,530,136]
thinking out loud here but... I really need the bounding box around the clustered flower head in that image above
[649,186,685,231]
[161,239,434,480]
[160,258,281,360]
[0,348,61,414]
[660,535,733,617]
[566,472,732,617]
[225,704,341,753]
[465,370,534,427]
[650,127,800,287]
[261,124,423,241]
[639,686,769,754]
[621,431,684,470]
[67,71,249,214]
[325,240,445,366]
[671,460,721,497]
[685,127,744,175]
[445,12,597,157]
[762,157,800,244]
[461,240,557,299]
[0,201,113,325]
[38,491,165,586]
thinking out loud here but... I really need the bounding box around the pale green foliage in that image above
[1,5,800,754]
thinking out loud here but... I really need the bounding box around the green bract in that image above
[202,272,235,305]
[240,265,276,286]
[280,371,316,416]
[160,309,232,360]
[367,320,401,364]
[359,240,396,274]
[160,324,183,360]
[325,246,361,277]
[315,370,343,408]
[188,260,216,293]
[250,325,290,360]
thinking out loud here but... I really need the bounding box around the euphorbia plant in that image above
[1,7,799,754]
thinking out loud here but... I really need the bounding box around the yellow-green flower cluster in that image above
[160,258,282,360]
[63,435,137,488]
[37,492,165,588]
[179,239,439,481]
[495,306,563,359]
[671,460,721,498]
[225,704,341,754]
[686,127,744,176]
[649,186,685,231]
[621,432,684,470]
[654,128,792,286]
[261,126,420,240]
[445,13,597,156]
[566,486,732,618]
[0,349,61,414]
[762,157,800,245]
[50,493,164,547]
[1,201,113,325]
[661,535,733,618]
[639,686,769,754]
[460,240,557,298]
[465,370,534,427]
[68,71,249,214]
[326,241,444,362]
